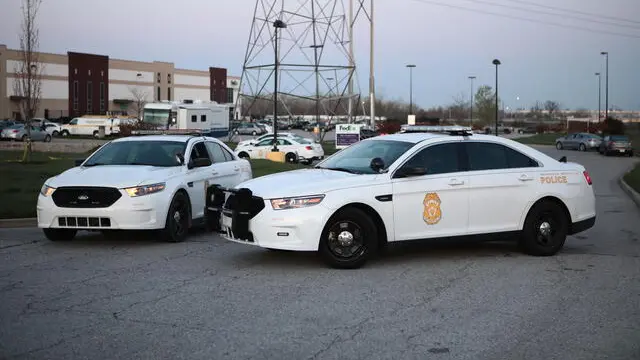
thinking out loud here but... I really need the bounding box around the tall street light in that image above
[468,75,476,126]
[406,64,416,115]
[601,51,609,121]
[492,59,501,136]
[272,19,287,152]
[595,72,601,123]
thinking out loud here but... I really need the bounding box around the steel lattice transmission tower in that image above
[235,0,373,133]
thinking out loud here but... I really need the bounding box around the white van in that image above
[60,117,121,138]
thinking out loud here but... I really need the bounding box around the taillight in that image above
[583,171,592,185]
[12,130,19,133]
[305,146,312,150]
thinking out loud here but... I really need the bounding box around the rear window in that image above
[611,135,629,141]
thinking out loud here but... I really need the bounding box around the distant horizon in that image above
[1,0,638,111]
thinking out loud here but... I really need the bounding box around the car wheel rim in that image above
[535,213,557,247]
[327,220,365,259]
[171,200,188,238]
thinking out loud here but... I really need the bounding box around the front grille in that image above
[224,193,265,219]
[52,187,122,208]
[58,216,111,228]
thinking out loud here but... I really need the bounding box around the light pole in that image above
[595,72,601,123]
[492,59,501,136]
[272,19,287,152]
[600,51,609,121]
[406,64,416,115]
[468,75,476,125]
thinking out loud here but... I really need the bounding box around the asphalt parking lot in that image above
[1,146,639,360]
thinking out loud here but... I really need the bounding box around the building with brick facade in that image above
[0,45,240,120]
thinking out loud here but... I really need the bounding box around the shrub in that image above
[118,121,158,137]
[376,120,402,134]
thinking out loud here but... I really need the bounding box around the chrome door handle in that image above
[448,179,465,186]
[233,168,240,172]
[212,172,219,176]
[519,174,534,181]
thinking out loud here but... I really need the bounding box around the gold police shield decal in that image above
[423,192,442,225]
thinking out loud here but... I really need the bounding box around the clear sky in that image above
[1,0,639,110]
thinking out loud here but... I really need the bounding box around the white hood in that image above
[235,168,380,199]
[46,165,182,189]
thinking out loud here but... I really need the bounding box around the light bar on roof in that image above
[399,125,473,133]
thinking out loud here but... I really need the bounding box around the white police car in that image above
[206,126,596,269]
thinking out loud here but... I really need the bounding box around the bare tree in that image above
[544,100,561,120]
[129,86,148,121]
[13,0,43,162]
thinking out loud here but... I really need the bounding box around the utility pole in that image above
[369,0,375,130]
[492,59,501,136]
[406,64,416,115]
[595,72,601,123]
[272,19,287,152]
[601,51,609,120]
[347,0,354,124]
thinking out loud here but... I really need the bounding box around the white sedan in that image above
[234,136,325,164]
[37,135,252,242]
[208,127,596,269]
[236,132,311,147]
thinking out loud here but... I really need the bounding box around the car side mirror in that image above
[75,159,85,166]
[370,157,385,173]
[175,153,185,165]
[188,158,212,169]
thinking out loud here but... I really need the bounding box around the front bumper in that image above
[205,185,327,251]
[37,190,169,230]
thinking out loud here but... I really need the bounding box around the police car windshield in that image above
[83,140,185,167]
[317,140,414,174]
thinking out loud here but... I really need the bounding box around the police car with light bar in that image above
[37,133,252,243]
[205,125,596,269]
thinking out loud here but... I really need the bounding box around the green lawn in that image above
[515,133,565,146]
[623,162,640,194]
[0,148,320,219]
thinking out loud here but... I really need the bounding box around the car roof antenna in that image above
[559,156,567,163]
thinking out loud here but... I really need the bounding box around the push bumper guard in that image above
[204,184,265,242]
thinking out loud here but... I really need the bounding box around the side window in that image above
[69,119,78,125]
[189,142,210,163]
[402,143,462,175]
[201,115,207,122]
[256,139,273,147]
[191,115,197,123]
[205,142,227,163]
[221,147,235,161]
[504,146,538,168]
[281,139,293,145]
[466,142,509,171]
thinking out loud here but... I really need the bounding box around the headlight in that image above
[124,182,166,197]
[40,184,56,197]
[270,195,325,210]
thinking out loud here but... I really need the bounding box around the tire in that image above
[43,228,77,242]
[159,192,191,243]
[52,131,59,137]
[21,135,27,142]
[252,131,257,136]
[518,200,568,256]
[319,207,378,269]
[44,135,51,142]
[93,131,99,138]
[285,152,297,163]
[579,143,586,152]
[234,130,240,135]
[61,130,69,137]
[238,152,249,159]
[555,142,563,150]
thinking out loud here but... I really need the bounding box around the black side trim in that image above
[569,216,596,235]
[375,194,393,202]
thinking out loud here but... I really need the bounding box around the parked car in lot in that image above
[0,124,52,142]
[234,136,324,164]
[37,135,253,243]
[233,122,267,136]
[598,135,634,157]
[236,132,312,147]
[555,133,602,152]
[208,127,596,269]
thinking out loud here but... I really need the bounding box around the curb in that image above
[619,165,640,209]
[0,218,37,229]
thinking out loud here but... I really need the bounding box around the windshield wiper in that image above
[316,166,361,174]
[82,163,107,167]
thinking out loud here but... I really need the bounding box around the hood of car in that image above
[45,165,183,189]
[234,168,380,199]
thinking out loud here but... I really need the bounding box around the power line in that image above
[504,0,640,25]
[408,0,640,40]
[459,0,640,30]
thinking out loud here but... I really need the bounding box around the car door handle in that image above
[448,179,465,186]
[233,167,240,172]
[518,174,534,181]
[212,171,219,176]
